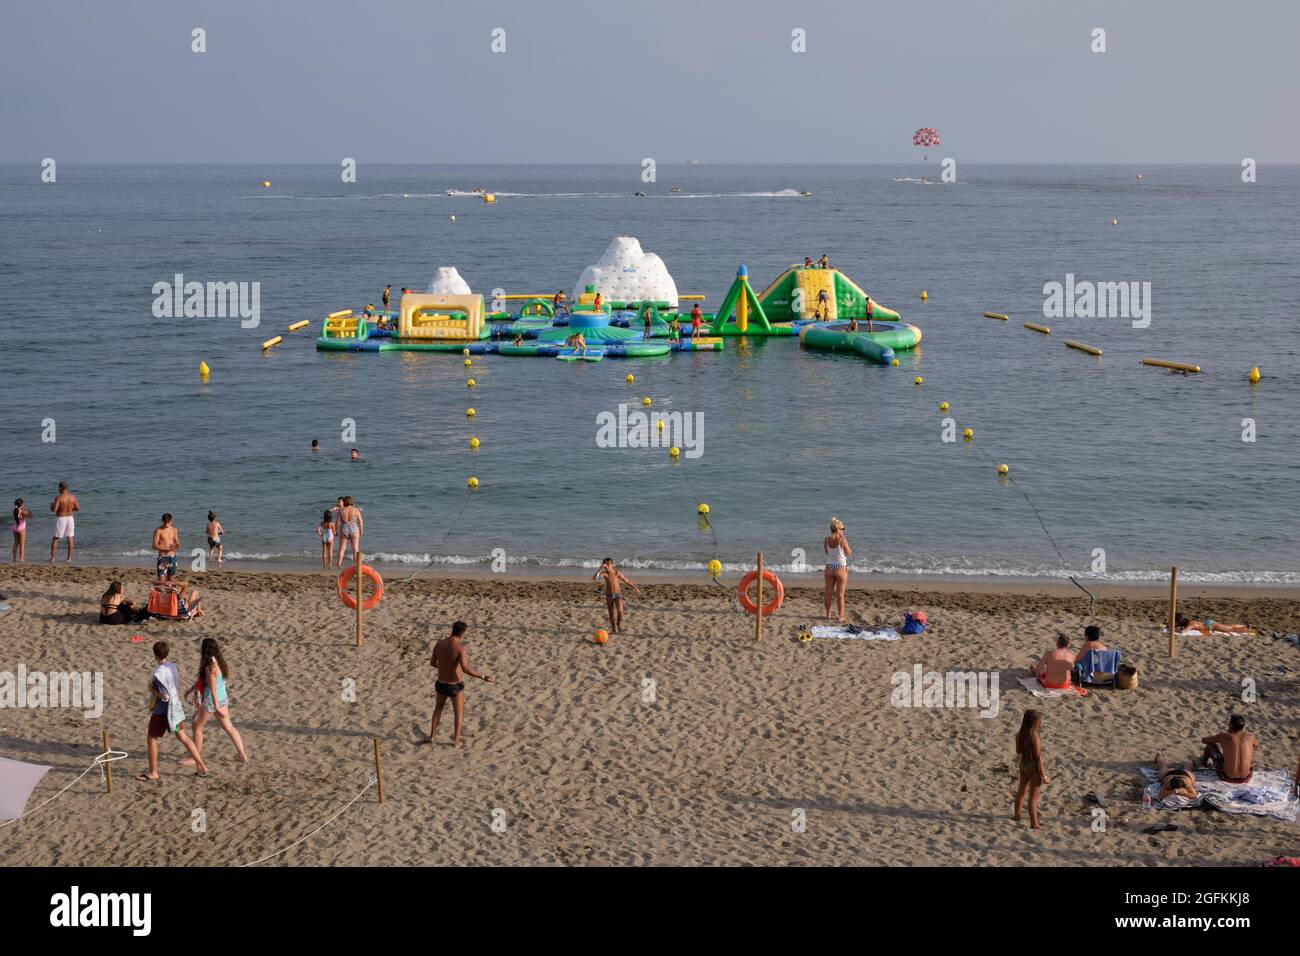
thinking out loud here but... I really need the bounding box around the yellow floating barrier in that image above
[261,336,282,351]
[1065,340,1103,356]
[678,294,706,301]
[983,311,1009,321]
[287,320,310,332]
[1142,359,1200,373]
[326,309,353,319]
[1023,322,1051,335]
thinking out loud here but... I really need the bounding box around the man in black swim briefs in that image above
[429,621,493,748]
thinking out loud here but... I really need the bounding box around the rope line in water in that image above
[0,749,128,829]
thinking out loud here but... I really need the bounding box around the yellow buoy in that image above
[626,374,634,384]
[287,320,310,333]
[1065,340,1103,356]
[998,463,1009,475]
[914,376,923,385]
[464,358,472,367]
[890,358,900,367]
[1249,366,1261,384]
[983,312,1009,321]
[920,290,928,301]
[1111,218,1118,226]
[642,397,652,407]
[467,477,479,488]
[469,437,480,449]
[198,361,210,378]
[939,401,949,411]
[697,503,710,515]
[262,180,271,188]
[466,378,476,387]
[261,336,282,351]
[483,193,496,204]
[466,408,476,417]
[1023,322,1051,335]
[707,559,722,578]
[656,419,664,431]
[669,446,681,459]
[463,348,470,356]
[963,428,974,441]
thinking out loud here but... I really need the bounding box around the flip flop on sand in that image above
[136,773,159,782]
[1142,823,1178,835]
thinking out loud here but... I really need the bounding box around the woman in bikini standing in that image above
[1014,709,1049,829]
[337,496,363,563]
[823,517,852,622]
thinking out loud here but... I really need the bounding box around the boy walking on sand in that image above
[429,621,494,748]
[140,641,208,780]
[594,557,641,634]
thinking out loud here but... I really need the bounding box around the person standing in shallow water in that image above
[49,481,79,563]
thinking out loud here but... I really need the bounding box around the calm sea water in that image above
[1,163,1296,584]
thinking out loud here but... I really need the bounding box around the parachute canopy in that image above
[912,127,940,148]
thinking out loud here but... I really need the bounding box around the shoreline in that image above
[6,559,1298,603]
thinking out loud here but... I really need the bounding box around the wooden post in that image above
[754,552,764,642]
[1167,565,1178,659]
[102,730,112,794]
[373,738,385,803]
[355,547,364,647]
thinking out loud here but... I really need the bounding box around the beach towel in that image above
[808,624,900,641]
[152,662,186,733]
[0,756,52,821]
[1139,766,1298,821]
[1017,675,1087,698]
[1075,648,1121,686]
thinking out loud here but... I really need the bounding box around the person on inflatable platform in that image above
[865,296,875,332]
[803,257,814,268]
[690,303,703,341]
[818,254,829,269]
[668,314,681,343]
[553,290,568,318]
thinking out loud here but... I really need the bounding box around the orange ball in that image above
[593,629,609,645]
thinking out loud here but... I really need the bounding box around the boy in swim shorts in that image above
[206,511,224,564]
[153,513,180,580]
[594,557,641,634]
[428,621,494,748]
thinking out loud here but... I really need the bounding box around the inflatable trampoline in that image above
[799,321,922,365]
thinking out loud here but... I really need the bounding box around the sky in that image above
[1,0,1297,164]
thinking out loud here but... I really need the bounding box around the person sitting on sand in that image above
[1200,713,1258,784]
[1175,612,1251,635]
[141,641,207,780]
[429,621,494,748]
[152,513,180,581]
[1034,634,1075,688]
[1154,752,1198,800]
[1074,624,1107,661]
[594,557,641,634]
[181,637,247,766]
[151,579,204,619]
[1014,709,1048,829]
[99,581,150,625]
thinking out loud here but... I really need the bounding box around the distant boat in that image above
[799,190,812,197]
[634,191,646,197]
[687,160,703,165]
[446,187,488,196]
[670,186,681,192]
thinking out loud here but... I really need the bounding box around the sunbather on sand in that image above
[1154,752,1198,799]
[1074,624,1107,661]
[1200,714,1258,784]
[1033,634,1075,688]
[1175,612,1251,634]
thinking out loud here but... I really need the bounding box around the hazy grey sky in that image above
[2,0,1296,163]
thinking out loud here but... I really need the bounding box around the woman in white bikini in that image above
[823,517,852,622]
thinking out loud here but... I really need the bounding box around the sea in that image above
[1,162,1296,585]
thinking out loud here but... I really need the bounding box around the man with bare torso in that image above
[594,557,641,634]
[152,513,180,580]
[428,621,493,748]
[1200,713,1259,784]
[49,481,79,563]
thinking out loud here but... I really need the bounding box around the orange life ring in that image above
[737,569,784,616]
[338,565,384,610]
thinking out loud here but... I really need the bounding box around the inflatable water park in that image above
[315,237,922,364]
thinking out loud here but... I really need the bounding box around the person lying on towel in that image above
[1034,634,1075,689]
[1175,612,1252,635]
[1200,713,1258,784]
[1155,752,1199,800]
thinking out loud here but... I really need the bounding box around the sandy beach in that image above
[1,563,1296,866]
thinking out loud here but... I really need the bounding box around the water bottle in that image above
[1142,791,1153,811]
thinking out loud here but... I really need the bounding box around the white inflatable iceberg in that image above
[571,237,679,308]
[428,266,472,295]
